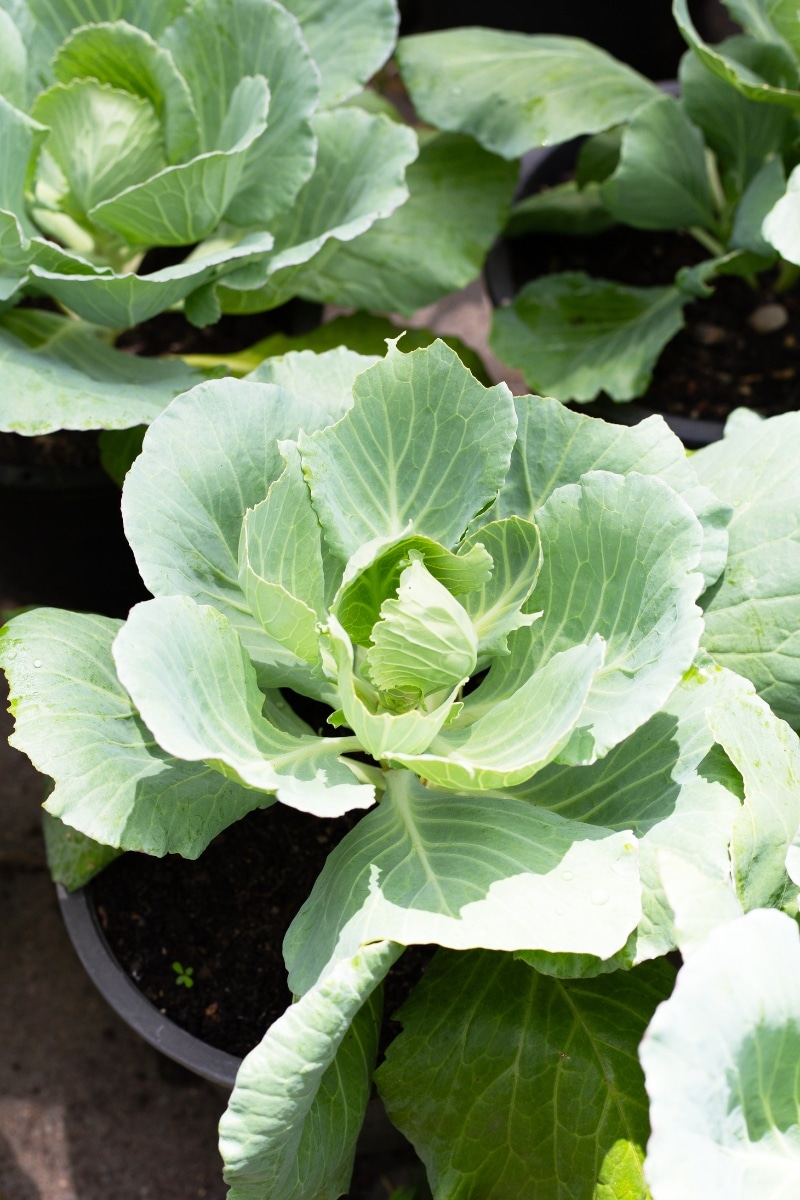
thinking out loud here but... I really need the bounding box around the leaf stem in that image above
[688,226,726,258]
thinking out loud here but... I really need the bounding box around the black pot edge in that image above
[57,882,411,1156]
[57,882,241,1088]
[485,84,725,450]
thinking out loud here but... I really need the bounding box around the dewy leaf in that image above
[333,533,493,648]
[280,0,398,107]
[709,687,800,911]
[679,37,794,195]
[0,310,205,434]
[218,108,418,313]
[285,769,641,995]
[396,28,659,159]
[90,75,270,245]
[245,346,379,422]
[456,518,542,657]
[299,340,516,561]
[495,395,731,590]
[513,660,746,968]
[220,940,400,1200]
[52,19,200,164]
[377,950,674,1200]
[600,95,719,233]
[392,638,605,791]
[239,446,326,665]
[0,608,270,857]
[640,909,800,1200]
[113,596,374,818]
[691,411,800,727]
[480,471,705,764]
[292,131,518,316]
[32,79,167,217]
[673,0,800,111]
[366,557,477,700]
[42,811,121,892]
[122,377,338,680]
[491,272,688,403]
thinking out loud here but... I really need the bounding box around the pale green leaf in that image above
[90,75,270,245]
[762,162,800,263]
[396,28,658,159]
[0,97,50,238]
[245,345,378,422]
[32,80,166,217]
[52,20,200,164]
[26,0,185,47]
[121,376,337,682]
[495,395,731,590]
[679,37,794,195]
[491,273,688,403]
[293,131,518,315]
[640,909,800,1199]
[299,339,516,561]
[691,411,800,726]
[42,811,121,891]
[600,95,719,233]
[0,310,205,434]
[723,0,800,56]
[0,608,269,857]
[709,687,800,910]
[673,0,800,111]
[457,518,542,657]
[392,639,605,791]
[656,847,744,958]
[285,769,641,995]
[333,533,492,648]
[377,950,673,1200]
[0,7,28,110]
[218,108,417,313]
[366,557,478,701]
[477,471,705,764]
[321,616,460,758]
[280,0,397,107]
[220,941,400,1200]
[731,155,785,256]
[113,596,373,818]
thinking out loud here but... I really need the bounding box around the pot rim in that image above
[57,881,241,1088]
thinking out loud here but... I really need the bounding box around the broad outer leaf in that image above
[113,596,374,817]
[0,95,47,237]
[285,769,641,996]
[477,471,705,764]
[641,909,800,1199]
[511,659,744,970]
[709,687,800,911]
[292,131,518,315]
[691,411,800,726]
[0,311,205,433]
[279,0,398,107]
[220,940,400,1200]
[600,95,719,233]
[495,395,731,590]
[731,155,786,256]
[299,340,516,561]
[0,7,28,110]
[245,345,379,420]
[396,28,658,159]
[0,608,269,857]
[122,376,337,681]
[673,0,800,111]
[42,811,121,891]
[491,272,688,403]
[377,949,674,1200]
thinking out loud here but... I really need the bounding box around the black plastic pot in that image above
[0,454,150,617]
[484,85,726,451]
[57,882,409,1155]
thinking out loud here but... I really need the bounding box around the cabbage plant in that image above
[3,339,800,1198]
[397,0,800,404]
[0,0,516,434]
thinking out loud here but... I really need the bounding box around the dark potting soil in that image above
[509,224,800,423]
[0,428,103,472]
[91,801,434,1061]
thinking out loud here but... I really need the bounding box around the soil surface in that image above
[92,801,434,1061]
[509,223,800,424]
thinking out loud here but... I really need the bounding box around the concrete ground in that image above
[0,282,518,1200]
